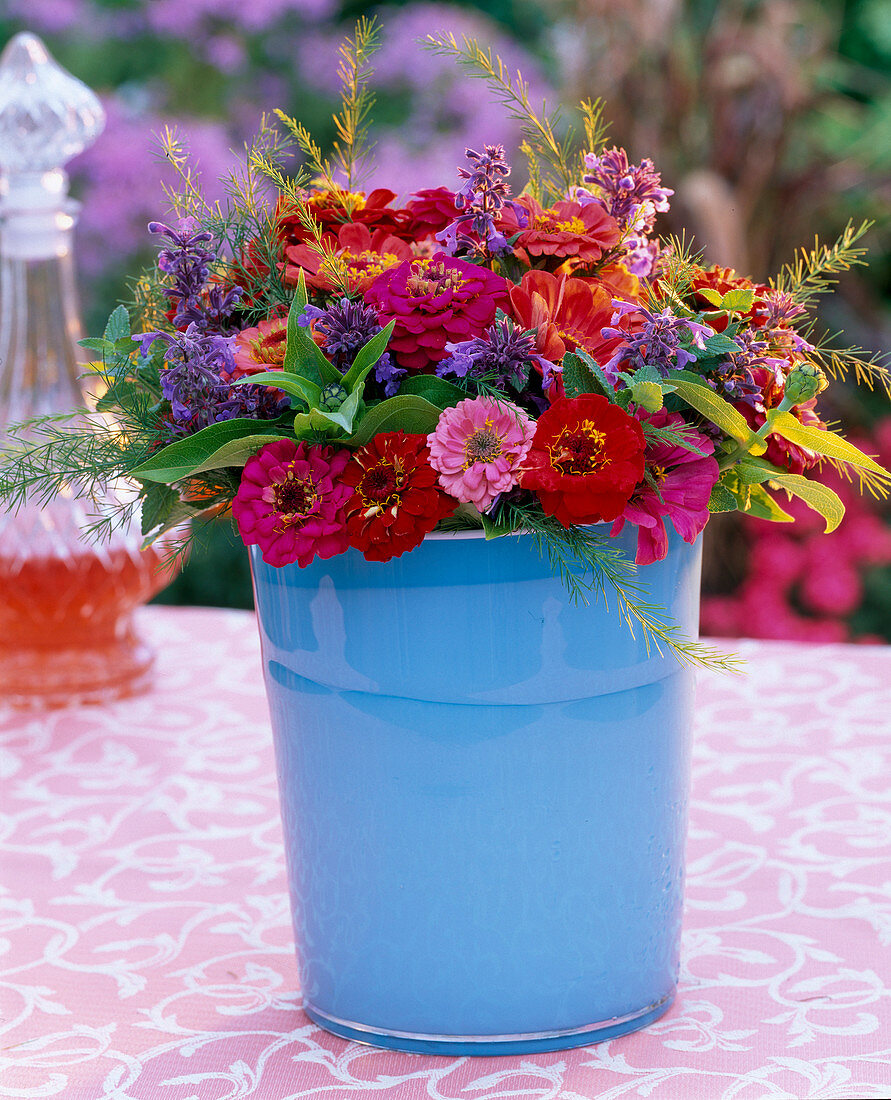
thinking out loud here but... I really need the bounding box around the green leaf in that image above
[767,412,891,478]
[702,332,741,357]
[397,373,466,409]
[140,482,180,536]
[283,275,341,386]
[741,483,794,522]
[129,419,288,483]
[708,482,739,513]
[671,376,766,454]
[576,348,619,400]
[630,381,663,412]
[697,288,724,307]
[481,512,520,539]
[103,305,130,343]
[238,370,319,408]
[720,288,755,313]
[562,351,615,400]
[79,336,111,352]
[140,499,204,549]
[346,395,442,446]
[342,320,396,389]
[735,457,782,484]
[768,471,845,533]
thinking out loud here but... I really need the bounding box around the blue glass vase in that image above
[250,526,701,1055]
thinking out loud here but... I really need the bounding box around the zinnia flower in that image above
[610,411,720,564]
[232,316,288,379]
[507,270,620,367]
[232,440,352,568]
[427,396,535,512]
[499,196,619,265]
[405,187,460,242]
[520,394,646,525]
[343,432,456,561]
[283,222,412,293]
[364,254,508,372]
[276,188,413,250]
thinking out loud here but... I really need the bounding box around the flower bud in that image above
[319,382,348,411]
[784,361,826,405]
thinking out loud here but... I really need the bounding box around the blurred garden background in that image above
[2,0,888,641]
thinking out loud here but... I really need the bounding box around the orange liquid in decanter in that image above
[0,543,178,707]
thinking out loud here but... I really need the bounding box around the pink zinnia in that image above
[427,396,534,512]
[610,410,720,564]
[232,439,351,567]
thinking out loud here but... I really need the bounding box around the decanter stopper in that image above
[0,33,105,258]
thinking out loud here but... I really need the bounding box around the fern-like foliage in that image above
[773,219,872,311]
[497,500,743,673]
[424,32,579,202]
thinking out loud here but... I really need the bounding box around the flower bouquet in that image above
[2,20,888,1054]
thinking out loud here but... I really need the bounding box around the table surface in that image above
[2,607,890,1100]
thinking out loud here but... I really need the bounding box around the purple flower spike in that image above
[437,144,524,259]
[601,301,713,382]
[437,317,556,391]
[136,322,286,438]
[148,218,241,334]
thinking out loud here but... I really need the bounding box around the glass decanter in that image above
[0,32,175,707]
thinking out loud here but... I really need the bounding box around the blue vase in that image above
[250,526,701,1055]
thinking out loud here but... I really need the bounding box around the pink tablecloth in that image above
[2,607,890,1100]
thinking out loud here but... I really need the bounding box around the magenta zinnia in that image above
[427,396,534,512]
[364,254,508,372]
[232,440,352,567]
[610,411,720,564]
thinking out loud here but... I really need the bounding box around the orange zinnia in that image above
[508,270,624,367]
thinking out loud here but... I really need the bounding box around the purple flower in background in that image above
[134,324,286,436]
[576,147,673,237]
[71,99,236,279]
[437,318,556,391]
[437,144,525,257]
[602,301,712,381]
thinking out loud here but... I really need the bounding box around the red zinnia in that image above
[521,394,646,526]
[500,196,620,265]
[283,222,413,293]
[405,187,460,242]
[364,254,509,372]
[343,432,456,562]
[276,188,413,250]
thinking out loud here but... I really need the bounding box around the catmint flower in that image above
[149,218,242,333]
[575,147,673,237]
[299,297,403,396]
[437,144,526,258]
[436,317,558,391]
[134,324,286,437]
[602,300,713,381]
